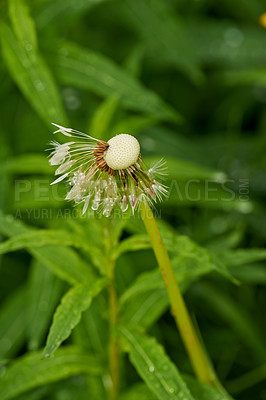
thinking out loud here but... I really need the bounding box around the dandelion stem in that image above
[139,200,219,387]
[105,221,120,400]
[108,279,120,400]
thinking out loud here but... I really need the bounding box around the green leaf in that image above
[217,68,266,87]
[229,264,266,285]
[0,229,95,255]
[0,135,10,224]
[122,0,202,84]
[0,22,67,127]
[121,289,168,329]
[35,0,111,30]
[27,260,65,351]
[211,248,266,269]
[115,234,151,259]
[0,346,103,400]
[120,383,157,400]
[8,0,38,50]
[15,387,51,400]
[113,115,159,136]
[3,154,51,175]
[123,43,145,77]
[120,235,237,309]
[0,227,106,276]
[183,375,233,400]
[0,212,93,285]
[73,295,108,356]
[120,233,241,328]
[0,285,27,358]
[120,380,233,400]
[48,40,180,122]
[43,278,107,358]
[170,236,238,284]
[0,230,75,254]
[0,210,32,237]
[120,327,195,400]
[32,245,94,285]
[89,95,120,141]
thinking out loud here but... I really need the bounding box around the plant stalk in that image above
[139,201,218,387]
[108,263,120,400]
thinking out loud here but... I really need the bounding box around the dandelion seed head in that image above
[104,134,140,170]
[48,124,168,216]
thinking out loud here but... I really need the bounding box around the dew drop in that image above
[25,43,32,51]
[91,200,100,211]
[102,200,114,217]
[162,364,169,371]
[224,27,244,48]
[141,137,156,151]
[149,365,155,372]
[169,387,177,396]
[120,195,128,212]
[34,80,45,91]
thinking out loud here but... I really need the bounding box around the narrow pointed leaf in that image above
[48,41,180,122]
[4,154,51,174]
[43,278,107,358]
[0,23,67,126]
[30,246,93,285]
[183,375,234,400]
[0,346,103,400]
[0,230,75,254]
[121,289,168,329]
[74,295,108,356]
[115,234,151,259]
[27,261,64,350]
[211,248,266,268]
[0,286,27,358]
[120,235,237,310]
[89,95,120,140]
[0,210,32,236]
[8,0,38,50]
[35,0,111,29]
[120,381,233,400]
[0,212,93,285]
[113,115,159,135]
[120,327,195,400]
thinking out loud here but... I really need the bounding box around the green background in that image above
[1,1,266,400]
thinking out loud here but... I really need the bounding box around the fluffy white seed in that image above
[104,134,140,170]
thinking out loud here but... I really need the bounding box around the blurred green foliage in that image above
[0,0,266,400]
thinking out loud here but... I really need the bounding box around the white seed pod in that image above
[49,124,168,216]
[104,134,140,170]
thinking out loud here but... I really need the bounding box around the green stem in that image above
[139,201,218,387]
[108,264,120,400]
